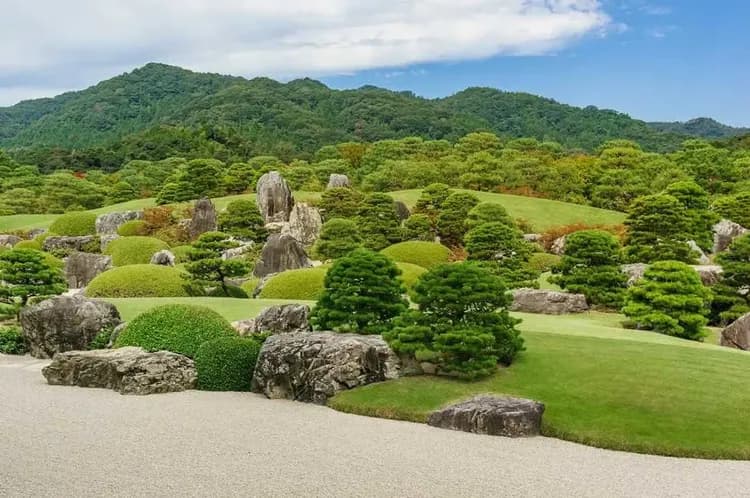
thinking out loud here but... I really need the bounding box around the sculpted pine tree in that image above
[464,222,538,289]
[319,187,364,220]
[436,191,480,247]
[184,232,249,297]
[623,194,693,263]
[0,249,66,313]
[713,234,750,323]
[466,202,514,230]
[312,218,363,260]
[357,193,403,251]
[218,199,267,241]
[664,181,717,252]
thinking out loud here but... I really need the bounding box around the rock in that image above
[621,263,649,286]
[688,240,711,265]
[264,221,288,234]
[281,203,322,245]
[0,234,21,248]
[691,265,723,286]
[721,313,750,351]
[100,234,119,252]
[28,228,47,239]
[233,304,311,337]
[252,331,400,404]
[713,219,748,254]
[43,235,99,254]
[95,211,142,235]
[19,296,122,359]
[106,322,128,348]
[64,252,113,288]
[510,288,588,314]
[550,235,566,256]
[188,198,218,240]
[150,250,176,266]
[62,288,86,297]
[222,242,255,260]
[231,320,257,336]
[251,274,276,298]
[327,174,351,189]
[41,347,196,395]
[523,233,541,243]
[427,395,545,437]
[394,201,411,222]
[256,171,294,223]
[253,234,312,278]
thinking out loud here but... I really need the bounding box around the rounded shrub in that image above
[171,245,193,263]
[240,277,260,295]
[396,262,427,290]
[104,236,169,266]
[49,211,97,236]
[116,220,148,236]
[85,265,189,298]
[258,266,328,300]
[528,253,562,272]
[114,304,236,358]
[380,241,452,269]
[13,239,42,250]
[195,337,261,391]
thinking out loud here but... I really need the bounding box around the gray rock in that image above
[691,265,723,286]
[327,174,351,189]
[394,201,411,222]
[688,240,711,265]
[100,234,119,252]
[256,171,294,223]
[0,234,21,248]
[281,203,322,246]
[28,228,47,239]
[43,235,99,254]
[150,250,176,266]
[253,234,312,278]
[621,263,649,286]
[427,395,545,437]
[95,211,143,235]
[252,331,400,404]
[233,304,311,336]
[107,322,128,348]
[20,296,122,359]
[188,198,218,240]
[64,252,113,288]
[721,313,750,351]
[510,288,588,314]
[231,320,257,336]
[550,235,566,256]
[713,219,748,254]
[523,233,541,243]
[42,347,196,395]
[222,242,255,260]
[264,221,288,234]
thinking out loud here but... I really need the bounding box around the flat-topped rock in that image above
[510,288,588,314]
[42,347,196,395]
[233,304,311,336]
[428,395,544,437]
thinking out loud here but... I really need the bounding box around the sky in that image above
[0,0,747,125]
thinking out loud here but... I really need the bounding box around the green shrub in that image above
[313,218,362,260]
[117,220,148,236]
[0,325,26,355]
[258,266,328,300]
[402,214,434,241]
[13,239,41,250]
[396,262,427,290]
[104,236,170,266]
[49,212,97,236]
[712,233,750,323]
[528,253,561,272]
[88,327,115,350]
[240,277,260,296]
[207,285,249,298]
[195,337,261,391]
[380,241,451,269]
[171,245,193,263]
[114,304,236,358]
[85,265,189,298]
[218,199,267,241]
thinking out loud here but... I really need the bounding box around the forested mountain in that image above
[0,63,699,158]
[648,118,750,139]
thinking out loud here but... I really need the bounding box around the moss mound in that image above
[528,253,562,272]
[114,304,236,358]
[48,212,97,236]
[116,220,148,236]
[195,337,261,391]
[395,262,427,290]
[258,266,329,300]
[380,241,451,269]
[104,236,169,266]
[85,264,188,298]
[170,245,193,263]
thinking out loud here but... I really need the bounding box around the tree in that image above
[357,193,403,251]
[622,260,711,341]
[311,249,407,334]
[623,194,693,263]
[551,230,627,308]
[663,181,717,251]
[712,234,750,323]
[312,218,363,260]
[712,192,750,227]
[466,202,513,230]
[218,199,267,241]
[107,181,138,204]
[436,191,480,247]
[184,232,250,297]
[465,222,538,288]
[157,159,226,203]
[319,187,365,220]
[403,214,434,241]
[413,183,453,220]
[0,249,66,314]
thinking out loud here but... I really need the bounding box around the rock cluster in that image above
[95,211,142,235]
[510,288,588,314]
[427,395,545,437]
[257,171,294,223]
[188,198,218,240]
[281,203,322,246]
[253,234,312,277]
[64,252,112,288]
[233,304,311,336]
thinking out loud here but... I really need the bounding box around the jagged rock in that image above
[427,395,545,437]
[150,250,176,266]
[721,313,750,351]
[64,252,112,288]
[42,347,196,395]
[691,265,723,286]
[523,233,541,243]
[252,331,400,404]
[550,235,566,256]
[0,234,21,248]
[282,203,322,245]
[394,201,411,222]
[19,296,122,359]
[62,288,86,297]
[510,288,588,314]
[688,240,711,265]
[713,219,748,253]
[256,171,294,223]
[253,234,312,278]
[95,211,143,235]
[621,263,649,286]
[233,304,311,337]
[327,174,351,189]
[222,242,255,260]
[264,222,288,234]
[28,228,47,239]
[43,235,99,254]
[100,234,119,252]
[188,198,218,240]
[106,322,128,348]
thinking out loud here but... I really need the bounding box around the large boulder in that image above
[233,304,311,336]
[713,219,748,254]
[281,203,322,246]
[188,198,218,240]
[721,313,750,351]
[256,171,294,223]
[510,288,588,314]
[42,347,196,395]
[252,331,400,404]
[427,395,545,437]
[95,211,143,235]
[221,242,255,260]
[64,252,113,288]
[253,234,312,278]
[0,234,21,248]
[621,263,649,286]
[691,265,723,286]
[43,235,99,254]
[150,250,176,267]
[394,201,411,222]
[19,296,122,359]
[327,174,351,189]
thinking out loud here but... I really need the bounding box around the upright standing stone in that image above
[64,252,113,288]
[282,203,322,245]
[253,234,312,277]
[256,171,294,223]
[394,201,411,222]
[327,174,351,189]
[189,198,218,240]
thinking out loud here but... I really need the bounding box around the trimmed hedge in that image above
[258,266,328,300]
[195,337,262,391]
[396,262,427,290]
[117,220,148,236]
[114,304,236,358]
[380,241,452,269]
[85,264,189,298]
[104,236,169,266]
[0,325,26,355]
[49,212,97,236]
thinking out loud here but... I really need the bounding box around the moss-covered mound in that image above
[116,220,148,236]
[85,264,188,298]
[195,337,261,391]
[104,236,169,266]
[258,266,329,300]
[528,252,562,272]
[395,262,427,290]
[48,212,97,236]
[380,241,451,269]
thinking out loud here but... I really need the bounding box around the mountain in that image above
[648,117,750,139]
[0,63,700,157]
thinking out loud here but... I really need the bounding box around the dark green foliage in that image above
[466,202,513,229]
[104,236,170,266]
[402,214,434,241]
[0,249,66,309]
[312,249,407,334]
[184,232,250,297]
[114,304,236,358]
[207,285,249,298]
[116,220,148,236]
[551,230,627,308]
[218,199,267,241]
[0,325,27,354]
[663,181,717,251]
[624,194,693,263]
[712,192,750,227]
[413,183,453,220]
[48,211,97,236]
[319,188,364,220]
[88,327,114,350]
[357,193,403,251]
[528,253,561,272]
[85,264,189,298]
[195,337,261,391]
[107,181,138,204]
[713,234,750,323]
[622,261,711,341]
[156,159,227,203]
[313,219,363,260]
[436,191,480,247]
[465,222,538,289]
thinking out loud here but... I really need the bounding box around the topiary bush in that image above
[0,325,26,355]
[257,266,328,300]
[528,253,561,272]
[116,220,148,236]
[380,241,452,269]
[195,337,262,391]
[104,236,170,266]
[13,239,42,250]
[85,265,189,298]
[48,211,97,236]
[114,304,236,358]
[396,262,427,290]
[312,218,363,260]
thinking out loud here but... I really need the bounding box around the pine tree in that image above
[184,232,250,297]
[465,222,538,288]
[312,218,363,260]
[436,191,479,247]
[624,194,693,263]
[357,193,403,251]
[664,181,717,252]
[218,199,267,241]
[0,249,66,313]
[713,234,750,323]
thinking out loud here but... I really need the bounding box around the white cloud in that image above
[0,0,611,105]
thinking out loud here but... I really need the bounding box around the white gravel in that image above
[1,353,749,498]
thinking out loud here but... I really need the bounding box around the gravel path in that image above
[2,353,749,498]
